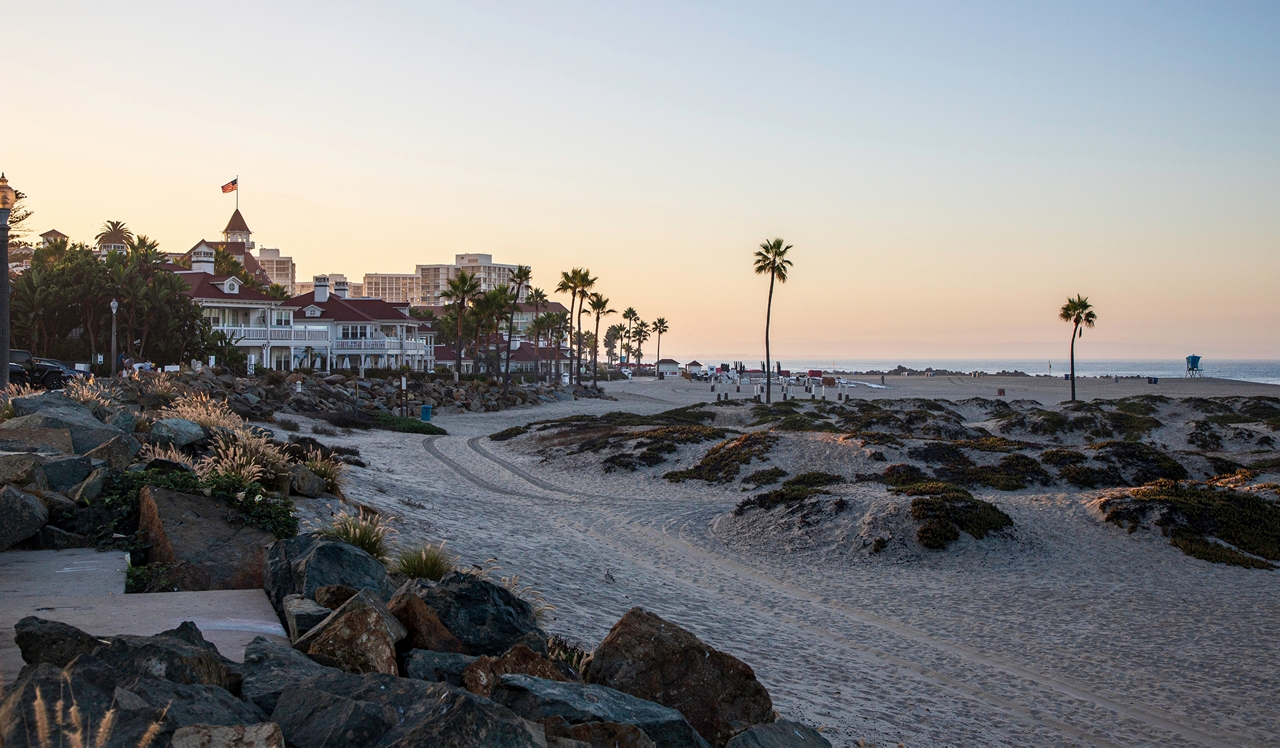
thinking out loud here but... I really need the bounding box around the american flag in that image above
[221,178,238,193]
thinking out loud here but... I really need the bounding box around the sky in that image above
[6,1,1279,363]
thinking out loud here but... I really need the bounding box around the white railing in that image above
[212,326,330,344]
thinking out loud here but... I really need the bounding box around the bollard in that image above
[736,385,741,393]
[711,384,715,392]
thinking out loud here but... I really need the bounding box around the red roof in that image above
[183,240,272,285]
[224,209,251,234]
[178,273,279,302]
[289,292,416,325]
[40,229,68,239]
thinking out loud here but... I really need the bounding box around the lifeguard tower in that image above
[1186,355,1204,377]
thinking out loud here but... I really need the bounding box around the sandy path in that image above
[316,382,1280,747]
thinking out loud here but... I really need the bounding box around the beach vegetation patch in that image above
[743,467,788,487]
[317,410,447,435]
[1059,465,1122,488]
[395,541,457,581]
[875,463,929,487]
[955,436,1033,452]
[906,483,1013,550]
[316,508,395,563]
[665,431,777,484]
[1041,448,1087,466]
[536,404,714,430]
[489,425,529,441]
[1089,441,1187,484]
[783,471,846,489]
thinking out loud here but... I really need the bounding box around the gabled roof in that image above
[687,360,703,366]
[657,359,680,365]
[288,292,416,324]
[183,240,272,284]
[178,273,280,302]
[224,209,251,234]
[40,229,68,240]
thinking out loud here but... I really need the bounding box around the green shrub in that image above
[395,541,457,580]
[490,426,530,441]
[1041,448,1087,466]
[275,417,300,432]
[879,463,928,487]
[743,467,788,487]
[917,518,960,549]
[317,410,447,435]
[783,472,845,489]
[1058,465,1121,488]
[317,508,395,563]
[665,431,777,484]
[908,485,1013,550]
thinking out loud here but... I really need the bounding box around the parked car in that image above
[8,363,29,387]
[35,358,89,387]
[9,350,68,389]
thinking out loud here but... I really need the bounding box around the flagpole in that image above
[236,175,239,210]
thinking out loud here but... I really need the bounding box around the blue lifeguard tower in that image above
[1186,355,1203,378]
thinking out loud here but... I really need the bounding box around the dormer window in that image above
[305,306,322,318]
[223,279,239,294]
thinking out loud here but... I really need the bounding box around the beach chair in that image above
[1185,355,1203,378]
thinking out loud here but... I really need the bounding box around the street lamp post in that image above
[110,299,119,377]
[0,174,16,390]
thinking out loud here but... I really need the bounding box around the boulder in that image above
[172,722,286,748]
[493,674,710,748]
[32,488,78,521]
[0,485,48,551]
[0,656,166,748]
[263,536,397,616]
[585,608,773,747]
[139,485,276,591]
[387,587,469,654]
[315,583,358,610]
[2,393,124,453]
[293,590,406,675]
[106,409,139,433]
[126,676,267,733]
[85,434,134,472]
[74,505,116,536]
[273,670,546,748]
[40,454,92,492]
[146,457,198,474]
[403,649,478,686]
[289,464,326,498]
[151,418,207,447]
[401,573,547,656]
[240,637,339,715]
[93,621,243,694]
[14,616,104,668]
[68,467,111,503]
[542,715,657,748]
[724,722,832,748]
[283,594,332,642]
[0,453,48,488]
[463,644,571,698]
[0,427,73,453]
[24,524,93,549]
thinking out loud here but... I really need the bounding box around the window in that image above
[341,325,368,340]
[305,307,321,318]
[273,311,292,327]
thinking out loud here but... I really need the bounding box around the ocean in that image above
[698,359,1280,386]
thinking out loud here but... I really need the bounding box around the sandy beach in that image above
[296,375,1280,748]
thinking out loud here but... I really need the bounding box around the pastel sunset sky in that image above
[8,2,1278,361]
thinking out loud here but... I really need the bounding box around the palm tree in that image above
[546,311,570,382]
[588,293,616,388]
[632,320,651,372]
[604,323,625,367]
[95,220,132,247]
[652,317,669,379]
[503,265,532,387]
[440,270,480,380]
[1059,295,1097,402]
[753,238,793,404]
[526,287,548,381]
[573,268,597,385]
[621,307,638,364]
[556,270,582,383]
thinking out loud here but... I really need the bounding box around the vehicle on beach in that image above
[10,350,74,389]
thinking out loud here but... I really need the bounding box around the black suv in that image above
[10,350,67,389]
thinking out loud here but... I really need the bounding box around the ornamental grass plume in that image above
[304,448,345,494]
[137,443,197,470]
[63,377,114,409]
[159,392,242,430]
[196,429,289,486]
[394,541,456,581]
[316,508,396,563]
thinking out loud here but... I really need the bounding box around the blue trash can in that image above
[420,405,433,422]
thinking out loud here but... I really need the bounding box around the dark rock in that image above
[240,636,339,715]
[271,685,399,747]
[263,536,396,617]
[493,674,710,748]
[32,489,78,523]
[171,722,286,748]
[68,467,111,503]
[0,453,48,489]
[151,418,207,447]
[585,607,773,747]
[283,594,332,641]
[542,715,657,748]
[403,649,477,686]
[86,434,134,472]
[293,590,406,675]
[40,454,92,492]
[387,587,469,654]
[94,621,243,694]
[126,676,267,733]
[401,572,547,656]
[315,583,358,610]
[724,721,832,747]
[0,485,48,551]
[289,464,326,498]
[105,409,138,434]
[22,525,93,550]
[74,504,116,536]
[463,644,571,698]
[139,486,276,591]
[145,457,198,475]
[15,616,103,668]
[0,427,73,453]
[2,392,124,453]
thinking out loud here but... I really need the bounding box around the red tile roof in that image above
[289,292,416,325]
[177,272,279,302]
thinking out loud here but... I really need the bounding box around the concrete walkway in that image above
[0,549,288,685]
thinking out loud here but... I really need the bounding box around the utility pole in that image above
[0,174,15,389]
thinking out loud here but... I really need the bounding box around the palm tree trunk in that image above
[454,307,464,381]
[592,314,602,388]
[655,333,662,381]
[1069,323,1079,401]
[764,274,775,403]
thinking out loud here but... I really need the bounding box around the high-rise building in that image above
[257,247,296,294]
[415,254,526,307]
[362,273,420,304]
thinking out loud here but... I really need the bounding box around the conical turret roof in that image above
[224,209,251,234]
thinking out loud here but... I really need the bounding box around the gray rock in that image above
[240,636,339,715]
[145,457,197,474]
[2,393,124,454]
[14,616,104,668]
[493,674,710,748]
[69,467,111,503]
[403,649,478,686]
[283,594,332,642]
[107,409,138,433]
[271,685,399,748]
[0,485,49,551]
[0,453,48,488]
[289,464,326,498]
[138,486,275,591]
[25,525,93,550]
[85,434,134,472]
[126,676,267,733]
[74,505,116,536]
[263,536,397,617]
[41,454,92,492]
[725,721,832,748]
[402,572,547,656]
[150,418,207,447]
[94,621,243,694]
[171,723,286,748]
[0,427,73,453]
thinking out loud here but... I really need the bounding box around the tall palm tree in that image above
[526,287,548,381]
[573,269,597,385]
[632,320,650,372]
[588,293,616,388]
[503,265,532,387]
[604,323,625,367]
[753,238,793,404]
[556,270,582,383]
[440,270,480,380]
[95,220,133,247]
[651,317,669,379]
[546,311,570,382]
[621,307,638,364]
[1059,295,1097,402]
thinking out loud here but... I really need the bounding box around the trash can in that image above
[420,405,433,422]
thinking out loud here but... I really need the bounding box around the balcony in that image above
[210,325,330,344]
[334,335,427,353]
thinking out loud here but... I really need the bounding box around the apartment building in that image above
[415,254,527,306]
[296,273,361,298]
[362,273,419,304]
[257,247,296,294]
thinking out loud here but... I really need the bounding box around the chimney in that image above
[314,275,330,303]
[191,245,215,274]
[333,279,349,299]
